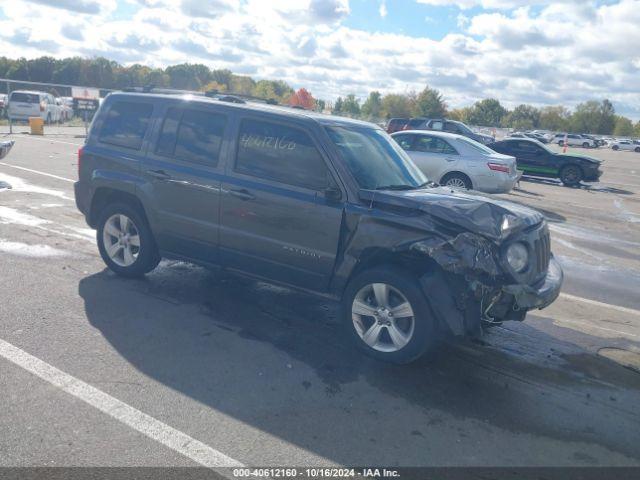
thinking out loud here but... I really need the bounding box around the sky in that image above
[0,0,639,119]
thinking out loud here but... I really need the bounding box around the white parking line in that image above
[559,292,640,317]
[0,337,243,468]
[12,135,84,146]
[0,162,75,183]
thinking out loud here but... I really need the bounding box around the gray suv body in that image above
[75,92,562,363]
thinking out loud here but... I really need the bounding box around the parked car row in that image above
[386,117,495,145]
[5,90,76,124]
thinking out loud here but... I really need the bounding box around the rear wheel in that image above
[560,164,582,187]
[342,266,438,364]
[634,147,640,153]
[582,142,590,148]
[612,145,619,151]
[441,172,472,190]
[97,203,160,277]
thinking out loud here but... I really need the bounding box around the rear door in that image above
[406,134,459,181]
[140,104,228,264]
[219,117,344,290]
[8,92,40,119]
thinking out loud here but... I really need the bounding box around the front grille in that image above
[532,228,551,279]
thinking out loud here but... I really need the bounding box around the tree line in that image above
[1,56,638,136]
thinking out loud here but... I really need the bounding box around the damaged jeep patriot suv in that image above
[75,92,563,363]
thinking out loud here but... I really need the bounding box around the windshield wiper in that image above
[375,181,436,191]
[374,184,417,191]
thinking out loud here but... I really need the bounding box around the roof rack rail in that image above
[119,86,283,107]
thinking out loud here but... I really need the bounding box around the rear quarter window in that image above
[98,101,154,150]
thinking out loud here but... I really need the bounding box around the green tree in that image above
[414,85,446,118]
[635,121,640,137]
[538,106,570,131]
[613,116,635,136]
[229,75,256,95]
[381,93,412,119]
[503,104,540,130]
[341,94,361,117]
[447,107,472,123]
[361,91,382,120]
[466,98,506,127]
[332,96,344,115]
[569,99,616,134]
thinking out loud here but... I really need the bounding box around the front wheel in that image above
[97,203,160,277]
[582,142,590,148]
[634,147,640,153]
[560,165,582,187]
[342,266,438,364]
[612,145,619,151]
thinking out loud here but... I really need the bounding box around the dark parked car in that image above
[75,91,562,364]
[385,117,409,133]
[410,118,494,145]
[489,138,602,186]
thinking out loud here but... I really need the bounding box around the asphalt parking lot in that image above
[1,127,640,468]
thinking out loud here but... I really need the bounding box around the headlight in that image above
[505,242,529,273]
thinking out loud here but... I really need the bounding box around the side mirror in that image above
[324,186,342,203]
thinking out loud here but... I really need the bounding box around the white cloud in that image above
[379,1,388,18]
[0,0,639,119]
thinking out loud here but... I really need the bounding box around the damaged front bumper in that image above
[502,255,563,310]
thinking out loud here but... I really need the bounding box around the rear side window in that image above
[414,136,457,155]
[10,92,39,103]
[235,119,329,190]
[156,107,226,166]
[393,134,414,151]
[98,101,153,150]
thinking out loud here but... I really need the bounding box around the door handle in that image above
[228,188,256,201]
[147,169,171,180]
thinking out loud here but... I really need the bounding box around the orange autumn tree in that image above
[287,88,316,110]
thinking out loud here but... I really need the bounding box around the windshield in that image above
[456,136,496,155]
[455,122,473,135]
[326,126,427,190]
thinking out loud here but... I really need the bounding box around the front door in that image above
[510,140,557,178]
[140,105,228,264]
[219,117,344,290]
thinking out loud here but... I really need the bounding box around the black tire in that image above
[582,142,589,148]
[342,265,438,364]
[558,140,564,146]
[560,164,583,187]
[96,202,160,278]
[612,145,619,151]
[441,172,472,190]
[634,147,640,153]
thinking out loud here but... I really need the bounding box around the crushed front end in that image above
[413,220,563,337]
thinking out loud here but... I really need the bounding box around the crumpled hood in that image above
[362,186,544,241]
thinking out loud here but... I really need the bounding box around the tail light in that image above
[40,102,45,112]
[78,146,84,178]
[487,162,509,173]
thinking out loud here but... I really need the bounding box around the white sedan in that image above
[392,130,519,193]
[610,139,640,152]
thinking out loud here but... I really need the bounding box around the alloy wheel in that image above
[352,283,415,353]
[102,214,141,267]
